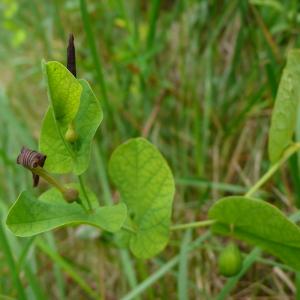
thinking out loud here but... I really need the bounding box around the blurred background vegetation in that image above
[1,0,300,299]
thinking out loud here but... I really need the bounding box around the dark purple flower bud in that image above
[17,147,47,187]
[67,33,76,77]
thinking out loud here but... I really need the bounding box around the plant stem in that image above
[33,167,67,194]
[245,143,300,197]
[78,175,93,211]
[170,220,216,231]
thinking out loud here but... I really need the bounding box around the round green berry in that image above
[65,124,78,143]
[218,242,243,277]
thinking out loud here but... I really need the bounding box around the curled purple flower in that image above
[17,147,47,187]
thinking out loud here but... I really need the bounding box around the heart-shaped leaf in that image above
[43,60,82,125]
[109,138,175,259]
[6,186,127,237]
[268,50,300,163]
[209,196,300,270]
[40,70,103,174]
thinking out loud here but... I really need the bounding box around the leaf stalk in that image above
[78,175,93,211]
[170,220,216,231]
[32,167,78,203]
[32,167,66,194]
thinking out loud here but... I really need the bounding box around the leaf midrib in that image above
[215,222,300,249]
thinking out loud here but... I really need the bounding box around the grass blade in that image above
[79,0,110,115]
[36,238,99,300]
[178,229,192,300]
[146,0,161,49]
[121,232,210,300]
[0,225,27,300]
[44,233,66,300]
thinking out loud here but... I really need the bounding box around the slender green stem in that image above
[33,167,67,194]
[245,143,300,197]
[170,220,216,231]
[78,175,93,211]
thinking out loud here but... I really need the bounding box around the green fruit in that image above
[218,242,243,277]
[63,188,79,203]
[65,124,78,143]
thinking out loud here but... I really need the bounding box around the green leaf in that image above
[109,138,175,259]
[6,186,127,237]
[40,78,103,174]
[43,61,82,125]
[268,50,300,163]
[209,196,300,270]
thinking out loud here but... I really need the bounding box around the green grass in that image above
[1,0,300,298]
